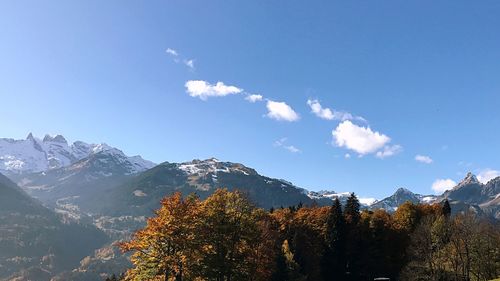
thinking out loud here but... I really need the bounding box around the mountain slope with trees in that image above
[0,173,109,281]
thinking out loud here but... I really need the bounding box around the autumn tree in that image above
[197,189,269,281]
[118,189,499,281]
[119,193,201,281]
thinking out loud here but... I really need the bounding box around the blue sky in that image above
[1,0,499,198]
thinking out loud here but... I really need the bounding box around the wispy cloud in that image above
[245,94,263,103]
[166,48,178,56]
[184,78,299,124]
[185,80,243,100]
[432,178,456,193]
[166,47,195,71]
[306,99,364,122]
[266,100,300,122]
[376,145,402,159]
[274,137,301,153]
[415,154,433,164]
[184,59,195,70]
[332,120,400,158]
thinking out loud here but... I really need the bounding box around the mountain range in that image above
[0,134,498,280]
[0,133,154,175]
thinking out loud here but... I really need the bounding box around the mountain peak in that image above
[395,187,413,195]
[1,134,154,174]
[459,172,480,186]
[26,132,35,141]
[43,134,68,144]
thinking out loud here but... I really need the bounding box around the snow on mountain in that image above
[177,158,257,177]
[370,187,438,212]
[0,133,155,175]
[306,190,378,207]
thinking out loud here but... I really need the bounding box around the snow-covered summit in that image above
[177,158,257,177]
[306,189,378,207]
[0,133,155,174]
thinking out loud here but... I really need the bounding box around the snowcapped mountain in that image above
[0,133,155,175]
[178,157,258,178]
[306,190,378,207]
[370,187,437,211]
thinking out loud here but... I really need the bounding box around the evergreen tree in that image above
[344,193,361,280]
[271,248,289,281]
[442,199,451,217]
[344,193,360,225]
[322,198,346,280]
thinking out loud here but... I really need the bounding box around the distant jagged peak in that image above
[43,134,68,144]
[91,143,117,154]
[26,132,35,141]
[457,172,481,187]
[394,187,414,195]
[191,157,220,164]
[487,176,500,185]
[0,133,155,174]
[317,189,338,195]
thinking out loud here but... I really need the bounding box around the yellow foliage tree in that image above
[119,193,201,281]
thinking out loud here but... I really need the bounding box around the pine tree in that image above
[442,199,451,218]
[344,193,360,225]
[322,198,346,280]
[271,248,289,281]
[344,193,362,279]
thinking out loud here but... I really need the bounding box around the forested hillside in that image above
[118,189,500,281]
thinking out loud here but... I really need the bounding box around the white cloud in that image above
[477,169,500,184]
[274,137,287,147]
[166,48,195,70]
[376,145,402,159]
[245,94,263,103]
[285,145,301,153]
[344,153,351,159]
[185,80,243,100]
[432,178,457,194]
[166,48,178,56]
[184,59,195,70]
[307,99,334,120]
[332,120,391,155]
[266,100,300,122]
[306,99,364,122]
[415,154,433,164]
[274,137,301,153]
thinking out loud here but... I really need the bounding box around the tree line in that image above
[117,189,500,281]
